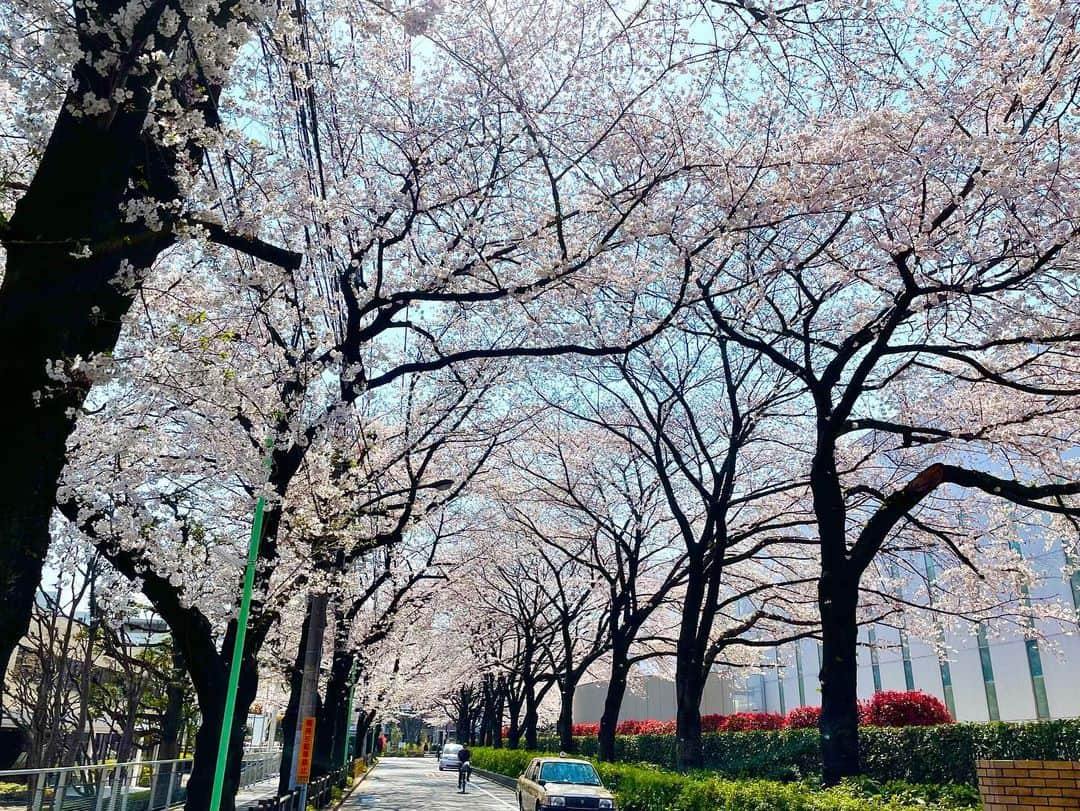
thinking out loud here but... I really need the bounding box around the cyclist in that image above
[457,743,472,793]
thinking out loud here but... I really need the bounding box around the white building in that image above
[575,540,1080,724]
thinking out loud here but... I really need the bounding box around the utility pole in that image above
[290,593,328,806]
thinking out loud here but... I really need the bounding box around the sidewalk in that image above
[234,776,284,809]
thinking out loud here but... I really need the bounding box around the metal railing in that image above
[245,762,351,811]
[0,749,280,811]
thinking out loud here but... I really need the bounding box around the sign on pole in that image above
[296,717,317,784]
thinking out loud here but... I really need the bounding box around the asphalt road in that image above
[343,757,519,811]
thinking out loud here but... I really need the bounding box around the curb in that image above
[471,766,518,790]
[332,759,378,809]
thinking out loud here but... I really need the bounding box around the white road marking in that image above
[467,778,517,810]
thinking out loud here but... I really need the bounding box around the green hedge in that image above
[535,718,1080,785]
[471,748,978,811]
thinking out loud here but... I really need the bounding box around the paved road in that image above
[342,758,517,811]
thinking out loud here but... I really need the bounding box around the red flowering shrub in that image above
[858,699,873,726]
[719,711,784,732]
[615,718,676,735]
[783,705,822,729]
[860,690,953,727]
[572,722,600,736]
[701,714,726,733]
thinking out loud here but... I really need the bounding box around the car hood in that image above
[545,784,613,798]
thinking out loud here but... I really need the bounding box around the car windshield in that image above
[443,744,462,753]
[539,762,602,786]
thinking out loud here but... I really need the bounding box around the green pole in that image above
[210,446,272,811]
[342,657,357,768]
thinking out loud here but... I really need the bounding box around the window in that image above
[539,762,602,786]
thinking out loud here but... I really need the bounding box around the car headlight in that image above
[599,801,614,809]
[548,797,565,807]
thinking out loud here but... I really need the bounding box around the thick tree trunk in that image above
[492,677,505,749]
[277,606,310,794]
[674,553,710,771]
[0,6,191,672]
[356,710,373,759]
[183,657,259,811]
[818,569,861,785]
[523,684,539,750]
[674,657,707,770]
[556,679,577,754]
[314,647,352,777]
[598,652,630,762]
[151,652,186,806]
[506,694,523,749]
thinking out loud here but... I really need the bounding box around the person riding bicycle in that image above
[457,744,472,793]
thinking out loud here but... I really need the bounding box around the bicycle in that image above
[458,760,471,793]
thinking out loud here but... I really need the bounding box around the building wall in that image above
[574,541,1080,725]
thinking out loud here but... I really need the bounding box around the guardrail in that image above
[0,749,280,811]
[244,762,351,811]
[470,767,518,790]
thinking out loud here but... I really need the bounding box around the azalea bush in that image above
[860,692,953,728]
[719,712,785,732]
[536,718,1080,785]
[617,719,677,735]
[574,696,947,741]
[572,722,600,736]
[785,706,823,729]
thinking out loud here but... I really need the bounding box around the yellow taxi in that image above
[515,755,617,811]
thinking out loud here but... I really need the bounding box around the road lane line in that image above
[469,777,517,809]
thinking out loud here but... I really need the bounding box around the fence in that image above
[245,762,352,811]
[0,749,280,811]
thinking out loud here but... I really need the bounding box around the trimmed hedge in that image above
[471,748,978,811]
[536,717,1080,785]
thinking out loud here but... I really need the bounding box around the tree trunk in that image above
[506,694,522,749]
[277,606,310,794]
[182,632,260,811]
[818,568,861,785]
[556,679,577,754]
[314,647,352,777]
[523,683,539,750]
[598,653,630,762]
[0,5,194,671]
[151,651,186,806]
[674,657,707,770]
[493,677,505,749]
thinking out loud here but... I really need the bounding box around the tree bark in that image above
[556,679,577,754]
[523,682,539,750]
[506,693,522,749]
[150,650,186,807]
[818,567,861,785]
[674,655,707,770]
[182,639,260,811]
[598,652,630,762]
[314,646,352,777]
[276,598,312,793]
[492,676,505,749]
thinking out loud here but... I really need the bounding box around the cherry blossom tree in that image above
[501,422,687,758]
[684,1,1080,779]
[539,329,821,768]
[0,0,701,683]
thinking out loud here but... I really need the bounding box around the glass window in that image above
[539,762,602,786]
